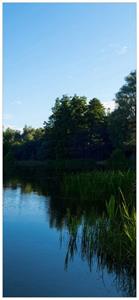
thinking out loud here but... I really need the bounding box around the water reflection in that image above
[3,174,136,297]
[61,213,136,297]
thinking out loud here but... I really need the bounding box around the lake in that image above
[3,175,135,297]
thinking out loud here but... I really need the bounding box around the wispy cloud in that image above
[109,43,128,56]
[100,44,128,56]
[10,100,22,105]
[116,46,128,56]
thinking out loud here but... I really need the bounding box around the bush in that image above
[108,149,129,170]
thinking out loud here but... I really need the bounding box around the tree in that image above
[43,95,112,160]
[116,71,136,122]
[22,125,36,142]
[3,70,136,167]
[86,98,109,159]
[3,127,22,157]
[108,70,136,153]
[44,95,72,158]
[43,95,88,159]
[3,127,16,144]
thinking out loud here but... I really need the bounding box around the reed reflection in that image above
[4,172,136,297]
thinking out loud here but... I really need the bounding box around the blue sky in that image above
[3,3,136,130]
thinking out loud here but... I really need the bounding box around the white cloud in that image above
[102,100,115,112]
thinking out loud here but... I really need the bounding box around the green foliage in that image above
[106,195,117,219]
[43,94,109,160]
[87,98,105,125]
[4,151,16,170]
[22,125,35,141]
[64,192,136,295]
[108,70,136,151]
[3,70,136,166]
[3,127,17,144]
[108,148,129,169]
[116,71,136,121]
[61,171,135,209]
[4,151,15,162]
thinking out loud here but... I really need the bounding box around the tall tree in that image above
[44,95,72,158]
[43,95,88,159]
[86,98,108,159]
[108,70,136,153]
[22,125,36,142]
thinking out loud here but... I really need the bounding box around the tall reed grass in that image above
[61,171,135,208]
[64,192,136,295]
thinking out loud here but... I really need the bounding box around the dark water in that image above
[3,176,135,297]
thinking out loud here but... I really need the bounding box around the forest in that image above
[3,70,136,171]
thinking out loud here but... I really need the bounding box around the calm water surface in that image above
[3,178,134,297]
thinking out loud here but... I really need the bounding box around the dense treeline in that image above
[3,70,136,168]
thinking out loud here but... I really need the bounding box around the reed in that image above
[61,170,135,208]
[64,192,136,290]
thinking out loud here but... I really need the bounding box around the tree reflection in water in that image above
[4,172,136,297]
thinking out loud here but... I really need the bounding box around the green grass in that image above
[61,170,135,209]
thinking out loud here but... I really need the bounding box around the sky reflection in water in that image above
[3,181,134,297]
